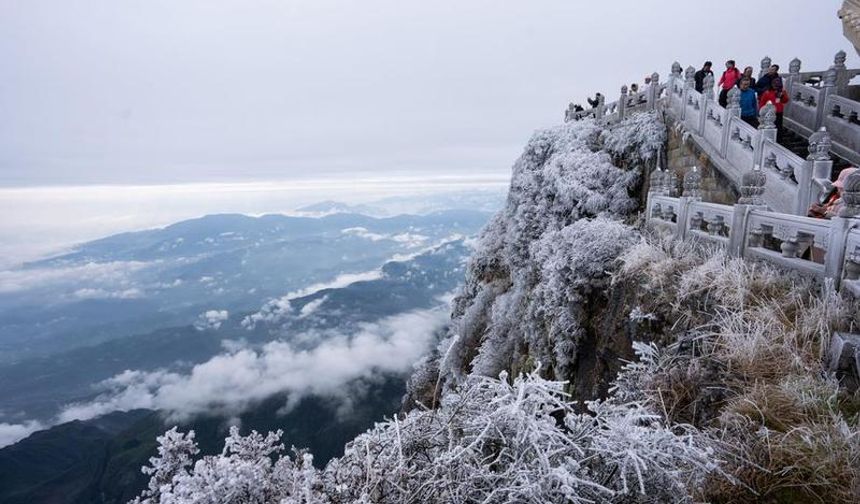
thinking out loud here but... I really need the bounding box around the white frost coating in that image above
[133,368,718,503]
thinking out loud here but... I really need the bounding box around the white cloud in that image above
[0,421,45,448]
[0,261,150,294]
[341,227,429,247]
[59,308,448,423]
[73,287,143,300]
[298,296,327,318]
[242,269,383,329]
[194,309,230,331]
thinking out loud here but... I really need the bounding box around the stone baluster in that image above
[838,170,860,218]
[595,92,605,119]
[800,127,834,214]
[684,66,696,88]
[727,87,741,115]
[682,66,695,121]
[816,67,838,130]
[738,164,767,206]
[844,247,860,281]
[759,55,772,80]
[702,73,715,102]
[756,102,777,170]
[648,167,663,194]
[834,50,849,94]
[666,170,678,197]
[649,72,660,110]
[671,61,682,78]
[781,235,800,258]
[683,165,702,200]
[619,85,628,120]
[786,58,801,115]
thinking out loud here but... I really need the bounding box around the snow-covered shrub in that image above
[601,111,667,164]
[136,369,720,504]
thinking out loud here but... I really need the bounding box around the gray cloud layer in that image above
[0,0,852,186]
[58,308,448,423]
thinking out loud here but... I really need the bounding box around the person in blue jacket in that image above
[738,77,759,128]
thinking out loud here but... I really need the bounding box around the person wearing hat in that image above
[808,167,859,219]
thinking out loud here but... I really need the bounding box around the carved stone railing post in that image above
[619,85,628,121]
[683,65,696,121]
[785,58,801,118]
[648,72,660,110]
[702,73,715,102]
[755,102,778,169]
[595,92,605,120]
[759,55,772,80]
[666,170,679,197]
[834,50,850,94]
[720,86,741,158]
[801,127,835,214]
[730,165,768,257]
[816,67,838,130]
[683,165,702,200]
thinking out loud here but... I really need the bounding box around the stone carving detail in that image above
[683,166,702,199]
[808,127,832,161]
[666,170,678,196]
[684,66,696,88]
[727,87,741,111]
[651,202,662,218]
[823,67,838,87]
[662,205,676,221]
[789,58,801,74]
[707,215,726,236]
[702,74,715,100]
[838,170,860,218]
[738,165,766,205]
[621,85,628,96]
[781,235,800,258]
[845,247,860,281]
[759,56,772,78]
[651,72,660,85]
[671,61,682,77]
[649,168,663,193]
[748,227,764,248]
[835,50,847,69]
[759,102,777,129]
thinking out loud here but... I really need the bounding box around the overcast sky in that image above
[0,0,854,186]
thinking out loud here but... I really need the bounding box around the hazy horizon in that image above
[1,0,853,187]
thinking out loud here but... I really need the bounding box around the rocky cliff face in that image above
[405,111,667,408]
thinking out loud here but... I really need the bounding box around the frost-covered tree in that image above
[136,368,719,503]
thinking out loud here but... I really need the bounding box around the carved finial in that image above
[683,165,702,199]
[823,67,838,87]
[671,62,682,77]
[808,127,832,161]
[789,58,801,74]
[621,84,628,95]
[727,86,741,110]
[838,171,860,218]
[759,102,777,129]
[666,170,679,197]
[739,164,767,205]
[834,50,847,68]
[702,73,715,100]
[650,72,660,84]
[684,66,696,87]
[759,56,772,78]
[649,167,663,193]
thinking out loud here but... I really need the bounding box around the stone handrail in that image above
[645,167,860,292]
[566,50,860,217]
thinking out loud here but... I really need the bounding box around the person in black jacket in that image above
[756,64,780,96]
[694,61,713,93]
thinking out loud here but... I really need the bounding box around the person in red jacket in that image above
[717,60,741,107]
[758,77,790,140]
